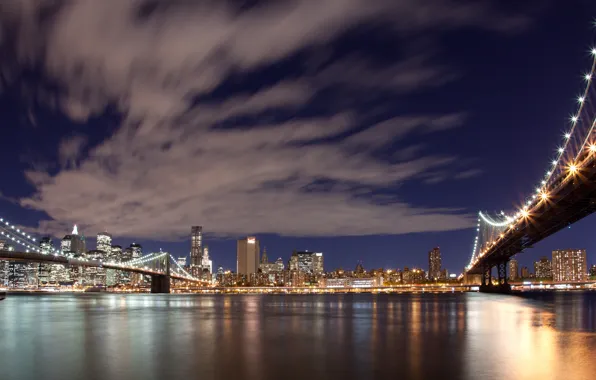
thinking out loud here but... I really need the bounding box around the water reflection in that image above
[0,292,595,380]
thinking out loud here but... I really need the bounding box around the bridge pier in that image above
[150,275,170,293]
[480,260,511,294]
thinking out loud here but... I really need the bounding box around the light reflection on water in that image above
[0,292,595,380]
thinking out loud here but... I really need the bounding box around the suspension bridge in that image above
[466,47,596,293]
[0,218,204,293]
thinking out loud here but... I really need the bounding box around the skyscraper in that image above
[237,237,260,276]
[96,232,112,253]
[509,258,519,281]
[38,237,53,285]
[534,257,552,279]
[201,246,213,274]
[428,247,441,281]
[190,226,203,277]
[552,249,587,282]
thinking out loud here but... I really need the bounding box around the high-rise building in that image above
[85,250,106,286]
[106,245,123,286]
[289,251,324,275]
[190,226,203,277]
[520,266,530,279]
[61,235,72,254]
[552,249,587,282]
[428,247,441,281]
[38,237,53,285]
[69,225,86,256]
[177,256,187,267]
[261,247,269,265]
[96,232,112,253]
[130,243,142,259]
[275,257,284,272]
[129,243,143,284]
[590,265,596,278]
[534,256,552,279]
[237,237,260,276]
[201,246,213,274]
[509,258,519,281]
[313,253,324,275]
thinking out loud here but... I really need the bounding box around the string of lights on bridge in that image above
[0,217,200,280]
[468,46,596,271]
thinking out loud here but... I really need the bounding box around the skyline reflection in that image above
[0,293,595,380]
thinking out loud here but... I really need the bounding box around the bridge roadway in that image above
[0,250,200,292]
[468,149,596,280]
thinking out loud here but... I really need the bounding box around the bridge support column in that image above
[480,260,511,294]
[151,275,170,293]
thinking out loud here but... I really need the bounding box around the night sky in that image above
[1,1,596,275]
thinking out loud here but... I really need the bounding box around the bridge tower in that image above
[150,252,170,294]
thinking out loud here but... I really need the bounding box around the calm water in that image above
[1,292,595,380]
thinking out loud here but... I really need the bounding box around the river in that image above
[0,292,595,380]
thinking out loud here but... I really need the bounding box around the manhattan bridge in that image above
[466,47,596,293]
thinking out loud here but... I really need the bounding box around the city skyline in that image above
[1,3,596,275]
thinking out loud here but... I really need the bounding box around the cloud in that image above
[0,0,533,239]
[454,169,483,180]
[58,135,87,169]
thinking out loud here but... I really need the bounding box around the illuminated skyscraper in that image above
[201,246,213,274]
[106,245,123,286]
[190,226,203,277]
[428,247,441,281]
[275,257,285,272]
[38,237,53,285]
[177,256,187,267]
[237,237,259,275]
[552,249,587,282]
[96,232,112,253]
[130,243,142,259]
[534,257,552,279]
[509,258,519,281]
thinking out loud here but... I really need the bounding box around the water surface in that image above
[1,292,595,380]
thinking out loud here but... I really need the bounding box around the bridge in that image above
[0,249,203,293]
[465,48,596,293]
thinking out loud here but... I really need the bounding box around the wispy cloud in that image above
[0,0,533,238]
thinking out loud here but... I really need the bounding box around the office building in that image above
[237,236,260,276]
[130,243,142,258]
[96,232,112,253]
[201,246,213,274]
[590,265,596,277]
[38,237,53,285]
[520,266,530,279]
[190,226,203,277]
[552,249,587,282]
[428,247,441,281]
[106,245,123,286]
[290,251,324,275]
[509,258,519,281]
[85,250,106,286]
[275,257,285,272]
[69,225,86,256]
[177,256,187,267]
[534,257,552,279]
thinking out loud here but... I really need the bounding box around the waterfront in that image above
[1,293,595,380]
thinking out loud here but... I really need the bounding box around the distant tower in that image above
[96,232,112,253]
[261,247,269,264]
[237,237,260,275]
[190,226,203,276]
[428,247,441,281]
[509,258,519,281]
[552,249,587,282]
[201,246,213,273]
